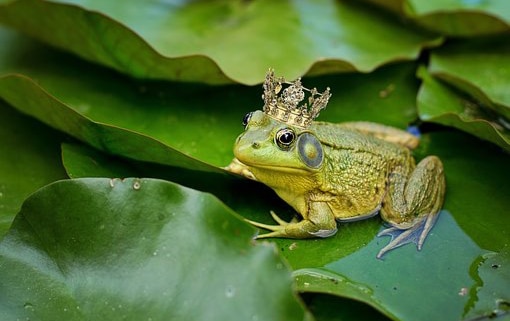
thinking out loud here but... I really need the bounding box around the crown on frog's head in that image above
[262,68,331,128]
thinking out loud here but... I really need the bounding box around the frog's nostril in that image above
[252,142,261,149]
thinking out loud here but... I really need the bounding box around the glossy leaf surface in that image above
[0,178,310,321]
[1,3,509,320]
[0,28,421,168]
[429,38,510,113]
[417,66,510,152]
[365,0,510,36]
[0,101,67,237]
[0,0,440,84]
[463,247,510,320]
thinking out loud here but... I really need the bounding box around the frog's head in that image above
[233,110,324,176]
[232,69,331,186]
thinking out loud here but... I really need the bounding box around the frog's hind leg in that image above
[377,212,439,259]
[377,156,445,259]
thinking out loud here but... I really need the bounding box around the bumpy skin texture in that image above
[226,111,445,258]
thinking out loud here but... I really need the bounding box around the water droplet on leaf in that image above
[225,285,236,298]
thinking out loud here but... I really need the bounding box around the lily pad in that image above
[429,38,510,116]
[0,178,310,321]
[0,27,423,168]
[294,211,484,321]
[417,66,510,152]
[1,9,509,320]
[0,101,67,238]
[0,0,440,84]
[0,73,223,173]
[364,0,510,36]
[464,247,510,320]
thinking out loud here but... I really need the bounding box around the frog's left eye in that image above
[242,112,253,129]
[275,128,296,150]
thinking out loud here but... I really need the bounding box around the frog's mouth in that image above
[237,159,316,175]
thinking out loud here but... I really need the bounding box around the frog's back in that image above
[311,121,409,154]
[310,121,413,220]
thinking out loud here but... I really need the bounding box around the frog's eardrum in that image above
[297,133,323,169]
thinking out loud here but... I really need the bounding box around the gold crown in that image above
[262,68,331,128]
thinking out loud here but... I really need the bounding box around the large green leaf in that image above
[417,66,510,152]
[0,178,310,321]
[406,0,510,36]
[364,0,510,36]
[429,38,510,115]
[0,0,440,84]
[294,211,483,321]
[0,101,67,238]
[0,29,225,171]
[0,27,421,169]
[1,10,509,321]
[464,247,510,320]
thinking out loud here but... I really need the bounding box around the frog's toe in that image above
[245,219,293,239]
[376,213,439,259]
[245,211,294,238]
[269,211,292,226]
[245,219,283,232]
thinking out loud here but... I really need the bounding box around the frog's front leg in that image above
[378,155,445,258]
[223,158,257,181]
[247,201,338,239]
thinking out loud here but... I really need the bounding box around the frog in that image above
[225,69,445,258]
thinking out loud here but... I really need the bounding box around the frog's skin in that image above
[225,110,445,258]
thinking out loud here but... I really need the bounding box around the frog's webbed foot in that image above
[247,205,338,239]
[376,212,439,259]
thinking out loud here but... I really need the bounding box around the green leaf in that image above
[0,27,422,169]
[464,247,510,320]
[0,73,224,172]
[61,143,139,179]
[0,101,67,238]
[363,0,510,36]
[429,38,510,115]
[0,178,310,321]
[0,0,440,84]
[406,0,510,36]
[2,14,509,320]
[294,211,482,321]
[417,66,510,152]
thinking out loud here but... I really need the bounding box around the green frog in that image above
[225,70,445,258]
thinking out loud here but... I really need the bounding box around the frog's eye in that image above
[242,112,253,129]
[275,128,296,150]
